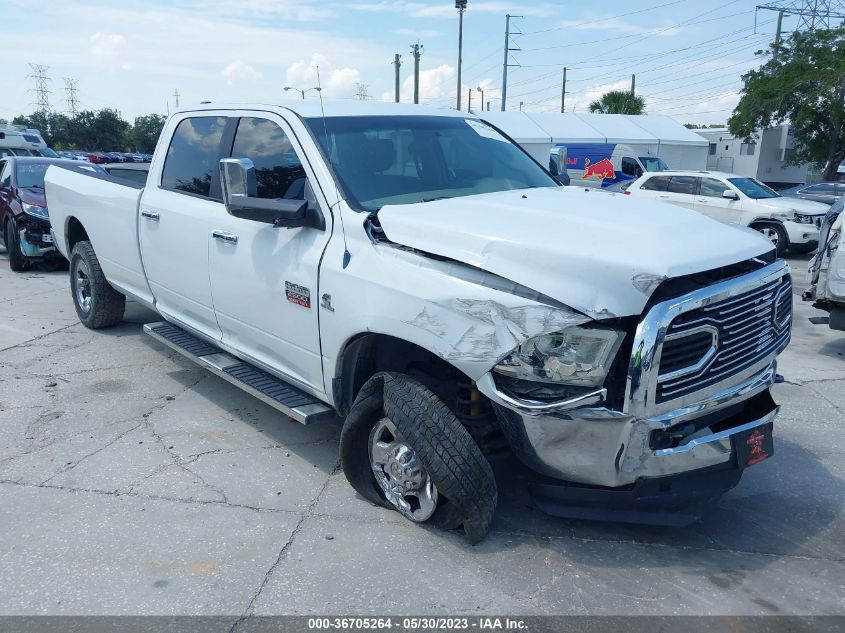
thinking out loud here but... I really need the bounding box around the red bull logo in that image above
[581,157,615,181]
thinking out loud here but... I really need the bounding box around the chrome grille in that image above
[655,275,792,403]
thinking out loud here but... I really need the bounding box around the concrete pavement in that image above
[1,247,843,619]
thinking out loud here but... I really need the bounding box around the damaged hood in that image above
[377,187,773,319]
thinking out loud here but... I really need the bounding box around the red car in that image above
[0,157,102,271]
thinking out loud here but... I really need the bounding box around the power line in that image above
[522,0,692,35]
[757,0,845,31]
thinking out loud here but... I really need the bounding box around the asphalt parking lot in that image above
[1,246,843,620]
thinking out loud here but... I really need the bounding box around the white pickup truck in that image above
[45,102,792,542]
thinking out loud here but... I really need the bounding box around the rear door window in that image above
[640,175,671,191]
[667,176,698,195]
[161,116,227,199]
[230,117,307,200]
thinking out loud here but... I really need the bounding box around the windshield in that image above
[639,156,668,172]
[304,115,557,211]
[728,177,779,199]
[16,163,49,189]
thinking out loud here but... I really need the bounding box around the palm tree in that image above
[588,90,646,115]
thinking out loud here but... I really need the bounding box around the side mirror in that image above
[220,157,308,228]
[722,189,739,200]
[550,147,568,185]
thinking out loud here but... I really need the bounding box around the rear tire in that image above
[6,218,28,272]
[340,372,497,544]
[69,240,125,329]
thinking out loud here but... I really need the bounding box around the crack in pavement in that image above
[230,461,342,633]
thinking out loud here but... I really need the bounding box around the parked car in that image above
[0,157,102,270]
[626,170,828,256]
[87,152,108,164]
[793,181,844,206]
[101,162,149,186]
[805,196,845,331]
[45,102,792,542]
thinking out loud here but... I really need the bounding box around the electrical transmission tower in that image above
[27,63,52,113]
[63,78,80,117]
[757,1,845,31]
[354,82,370,100]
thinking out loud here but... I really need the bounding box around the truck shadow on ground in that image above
[487,436,842,568]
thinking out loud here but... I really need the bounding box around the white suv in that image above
[626,171,828,255]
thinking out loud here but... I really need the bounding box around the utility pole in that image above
[456,1,467,110]
[773,10,784,60]
[63,77,79,117]
[561,67,567,113]
[477,86,484,114]
[393,54,402,102]
[631,74,636,98]
[173,89,180,108]
[27,63,51,114]
[519,101,523,111]
[410,43,423,104]
[467,88,472,112]
[500,14,522,111]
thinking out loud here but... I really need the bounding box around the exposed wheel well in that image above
[66,217,89,253]
[333,334,498,446]
[334,334,463,415]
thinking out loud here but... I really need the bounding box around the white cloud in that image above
[89,33,125,60]
[348,2,556,19]
[400,63,455,102]
[285,53,361,99]
[557,18,680,37]
[391,28,442,38]
[222,60,263,84]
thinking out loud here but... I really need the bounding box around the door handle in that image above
[212,230,238,245]
[696,198,709,203]
[658,195,669,198]
[141,209,160,221]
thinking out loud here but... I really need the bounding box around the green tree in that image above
[588,90,645,115]
[128,114,166,152]
[729,26,845,181]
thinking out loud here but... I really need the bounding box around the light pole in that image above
[284,86,321,99]
[477,86,484,113]
[455,1,467,111]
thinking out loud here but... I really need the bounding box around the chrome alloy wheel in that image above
[759,226,780,248]
[368,417,438,521]
[74,258,93,314]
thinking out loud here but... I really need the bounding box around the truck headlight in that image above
[793,213,814,225]
[22,203,49,220]
[494,326,625,388]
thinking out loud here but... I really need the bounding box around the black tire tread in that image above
[382,374,497,544]
[70,241,125,329]
[340,372,497,544]
[6,218,28,272]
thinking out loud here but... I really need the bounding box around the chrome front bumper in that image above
[480,362,779,487]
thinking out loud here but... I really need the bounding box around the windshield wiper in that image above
[25,185,45,190]
[421,196,450,203]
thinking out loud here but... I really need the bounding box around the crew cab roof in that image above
[173,100,477,120]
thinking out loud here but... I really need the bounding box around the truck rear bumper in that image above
[481,362,779,489]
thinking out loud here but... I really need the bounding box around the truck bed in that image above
[45,164,154,306]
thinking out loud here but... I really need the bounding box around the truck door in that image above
[139,114,229,341]
[207,115,332,394]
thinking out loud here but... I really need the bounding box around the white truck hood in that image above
[757,196,829,216]
[377,187,774,319]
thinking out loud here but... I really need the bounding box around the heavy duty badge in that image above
[285,281,311,308]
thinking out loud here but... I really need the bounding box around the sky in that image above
[1,0,798,126]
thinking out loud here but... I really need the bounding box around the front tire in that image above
[753,223,787,257]
[6,218,28,272]
[340,372,497,544]
[70,240,125,329]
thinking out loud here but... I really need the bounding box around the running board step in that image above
[143,322,334,425]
